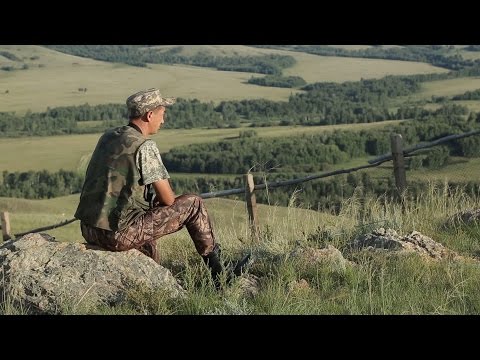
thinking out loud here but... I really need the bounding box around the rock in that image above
[446,209,480,226]
[349,228,464,261]
[0,233,185,314]
[236,274,261,298]
[291,244,353,272]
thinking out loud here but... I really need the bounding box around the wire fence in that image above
[2,129,480,242]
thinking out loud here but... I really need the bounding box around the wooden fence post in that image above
[1,211,12,242]
[390,133,407,197]
[244,173,259,242]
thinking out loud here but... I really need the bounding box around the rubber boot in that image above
[229,253,252,277]
[202,243,224,289]
[202,243,252,289]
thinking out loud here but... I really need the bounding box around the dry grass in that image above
[458,50,480,60]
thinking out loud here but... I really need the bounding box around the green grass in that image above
[415,77,480,100]
[0,120,404,173]
[422,100,480,113]
[281,53,448,84]
[407,157,480,183]
[333,155,480,184]
[388,77,480,111]
[0,45,448,115]
[144,45,279,57]
[0,194,336,246]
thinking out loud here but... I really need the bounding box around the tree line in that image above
[247,75,307,88]
[42,45,296,75]
[452,89,480,100]
[0,99,224,136]
[4,167,479,215]
[4,67,480,137]
[0,170,83,199]
[252,45,480,71]
[162,104,480,174]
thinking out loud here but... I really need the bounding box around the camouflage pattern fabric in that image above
[136,140,170,184]
[80,194,216,264]
[126,88,176,118]
[75,126,149,231]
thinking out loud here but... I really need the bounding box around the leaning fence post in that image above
[1,211,12,242]
[244,173,260,242]
[390,133,407,197]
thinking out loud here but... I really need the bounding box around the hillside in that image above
[3,183,480,315]
[0,45,448,114]
[0,194,336,245]
[2,45,480,315]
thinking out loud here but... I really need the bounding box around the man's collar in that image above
[127,122,143,134]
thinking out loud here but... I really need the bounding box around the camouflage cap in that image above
[126,88,176,118]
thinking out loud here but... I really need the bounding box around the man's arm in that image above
[152,178,175,206]
[136,140,175,206]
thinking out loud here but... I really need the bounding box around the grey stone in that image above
[0,233,185,314]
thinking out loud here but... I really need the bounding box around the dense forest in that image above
[247,75,307,88]
[4,167,479,214]
[161,105,480,174]
[2,104,479,204]
[0,170,83,199]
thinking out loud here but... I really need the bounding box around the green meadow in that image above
[419,77,480,99]
[388,77,480,112]
[0,120,404,173]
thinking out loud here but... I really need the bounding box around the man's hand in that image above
[151,179,175,206]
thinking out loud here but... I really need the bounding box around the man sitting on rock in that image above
[74,88,250,289]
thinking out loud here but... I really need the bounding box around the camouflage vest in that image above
[74,125,150,231]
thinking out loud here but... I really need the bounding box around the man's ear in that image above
[143,111,152,122]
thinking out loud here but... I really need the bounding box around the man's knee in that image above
[175,193,204,208]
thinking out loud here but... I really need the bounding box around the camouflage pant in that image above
[80,194,216,264]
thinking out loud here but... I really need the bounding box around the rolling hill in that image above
[0,45,448,114]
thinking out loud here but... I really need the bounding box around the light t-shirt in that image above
[135,139,170,206]
[136,139,170,184]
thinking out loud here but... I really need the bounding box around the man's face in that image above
[150,106,166,134]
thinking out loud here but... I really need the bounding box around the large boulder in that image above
[0,233,185,314]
